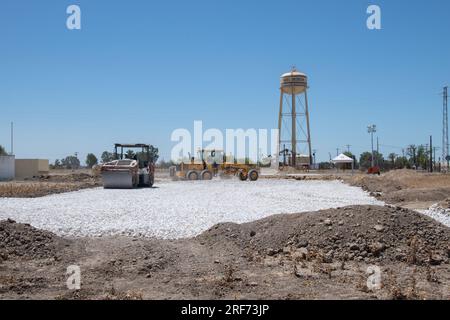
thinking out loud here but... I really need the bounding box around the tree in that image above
[136,145,159,164]
[157,159,176,169]
[394,156,409,169]
[416,145,429,170]
[61,155,80,169]
[148,145,159,163]
[51,159,62,169]
[359,151,384,170]
[388,153,397,166]
[0,145,7,156]
[407,145,417,168]
[318,162,332,170]
[86,153,98,168]
[359,152,373,169]
[125,150,136,159]
[101,151,114,163]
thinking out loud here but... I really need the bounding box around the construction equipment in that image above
[101,144,155,189]
[368,166,381,175]
[170,149,260,181]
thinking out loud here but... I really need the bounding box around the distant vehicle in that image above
[170,149,260,181]
[368,166,381,175]
[100,144,155,189]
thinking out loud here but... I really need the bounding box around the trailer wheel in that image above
[248,169,259,181]
[187,170,199,181]
[201,170,213,180]
[238,171,248,181]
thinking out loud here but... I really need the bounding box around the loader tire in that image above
[148,175,154,187]
[187,170,199,181]
[248,169,259,181]
[201,170,213,180]
[238,171,248,181]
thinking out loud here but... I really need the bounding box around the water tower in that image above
[278,67,312,167]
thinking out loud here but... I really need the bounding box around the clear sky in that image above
[1,0,449,163]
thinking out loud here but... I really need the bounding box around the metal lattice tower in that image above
[278,67,312,167]
[443,86,449,166]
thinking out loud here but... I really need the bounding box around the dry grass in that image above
[382,170,450,189]
[0,182,96,198]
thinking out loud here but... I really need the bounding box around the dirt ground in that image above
[0,169,172,198]
[0,205,449,300]
[344,169,450,210]
[0,172,102,198]
[0,169,449,300]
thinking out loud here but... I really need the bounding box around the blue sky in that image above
[1,0,449,163]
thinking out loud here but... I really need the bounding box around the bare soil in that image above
[344,169,450,210]
[0,205,449,300]
[0,169,172,198]
[1,169,449,300]
[0,173,102,198]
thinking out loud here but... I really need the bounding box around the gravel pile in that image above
[0,180,383,239]
[0,219,70,261]
[421,200,450,228]
[199,205,450,265]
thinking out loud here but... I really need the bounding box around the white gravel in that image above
[420,205,450,228]
[0,180,383,239]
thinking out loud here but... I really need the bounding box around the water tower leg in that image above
[291,93,296,167]
[305,90,313,166]
[278,90,283,155]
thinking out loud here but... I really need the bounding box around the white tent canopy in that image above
[332,153,355,174]
[332,154,354,164]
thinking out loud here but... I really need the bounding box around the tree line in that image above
[319,144,436,171]
[50,146,159,169]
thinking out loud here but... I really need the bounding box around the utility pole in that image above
[442,86,449,168]
[409,145,417,168]
[10,122,14,155]
[376,137,379,166]
[336,148,340,156]
[430,135,433,173]
[433,147,439,170]
[368,125,377,168]
[346,145,351,153]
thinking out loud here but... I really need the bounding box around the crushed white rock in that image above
[420,205,450,228]
[0,180,384,239]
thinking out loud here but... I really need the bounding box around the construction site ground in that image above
[0,169,449,300]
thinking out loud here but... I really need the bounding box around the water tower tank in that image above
[280,69,307,95]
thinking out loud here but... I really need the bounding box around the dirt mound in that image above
[345,170,450,205]
[0,219,71,261]
[198,205,450,266]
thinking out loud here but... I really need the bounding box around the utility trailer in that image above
[101,144,155,189]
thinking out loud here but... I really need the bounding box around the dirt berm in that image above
[345,169,450,208]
